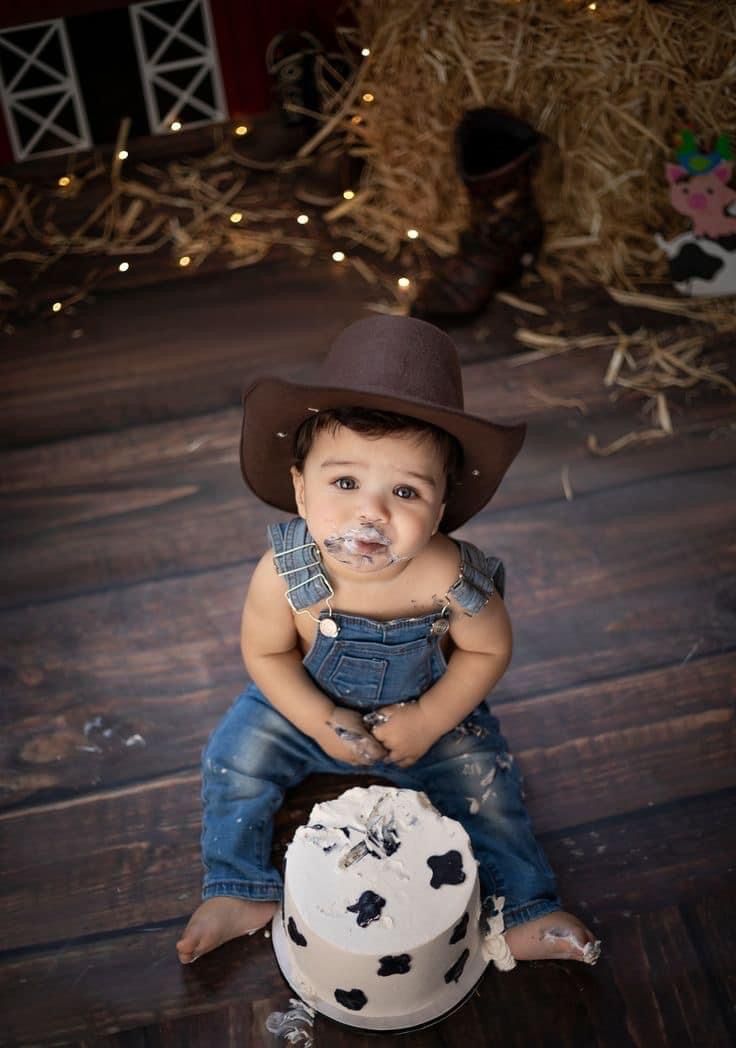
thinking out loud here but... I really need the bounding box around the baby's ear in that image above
[290,465,306,518]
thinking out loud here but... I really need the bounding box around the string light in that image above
[179,255,191,267]
[362,92,375,103]
[57,175,71,187]
[230,211,243,223]
[170,120,182,131]
[52,301,62,312]
[118,261,130,272]
[588,1,597,7]
[234,124,248,136]
[397,277,411,288]
[361,47,370,57]
[351,115,362,125]
[406,228,419,239]
[342,189,355,200]
[332,251,346,262]
[297,214,309,225]
[118,149,128,160]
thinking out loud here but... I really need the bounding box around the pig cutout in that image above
[656,137,736,297]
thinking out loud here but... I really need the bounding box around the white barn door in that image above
[0,18,91,161]
[129,0,227,135]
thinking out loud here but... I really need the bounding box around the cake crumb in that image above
[265,998,315,1045]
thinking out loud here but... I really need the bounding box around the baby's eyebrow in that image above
[319,459,437,487]
[319,458,363,470]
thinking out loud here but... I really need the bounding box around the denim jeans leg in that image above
[405,707,561,929]
[201,682,326,902]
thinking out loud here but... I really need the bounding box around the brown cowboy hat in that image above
[240,315,526,532]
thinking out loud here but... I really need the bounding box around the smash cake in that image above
[271,785,513,1031]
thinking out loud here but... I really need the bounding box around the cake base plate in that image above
[271,912,490,1033]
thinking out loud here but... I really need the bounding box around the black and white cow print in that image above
[427,850,466,888]
[347,890,386,927]
[378,953,412,976]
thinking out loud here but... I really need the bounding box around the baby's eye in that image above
[394,485,418,499]
[333,477,357,490]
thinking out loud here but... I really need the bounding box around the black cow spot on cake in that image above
[444,948,470,984]
[334,987,368,1011]
[287,916,307,947]
[449,911,469,944]
[427,849,466,888]
[347,890,386,927]
[378,953,412,976]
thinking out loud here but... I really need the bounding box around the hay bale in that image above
[325,0,736,288]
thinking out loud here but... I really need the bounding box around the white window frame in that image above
[129,0,227,135]
[0,18,91,161]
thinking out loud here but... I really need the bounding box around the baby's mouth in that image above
[325,527,392,559]
[350,538,389,556]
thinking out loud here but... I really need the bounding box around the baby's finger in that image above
[370,723,389,744]
[362,710,390,728]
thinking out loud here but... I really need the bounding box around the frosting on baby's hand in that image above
[325,708,388,765]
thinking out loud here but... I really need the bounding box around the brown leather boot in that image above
[411,108,544,323]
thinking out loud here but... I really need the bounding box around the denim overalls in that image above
[201,518,560,929]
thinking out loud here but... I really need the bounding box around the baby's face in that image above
[291,424,447,576]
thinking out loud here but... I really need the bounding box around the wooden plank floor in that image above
[1,258,735,1047]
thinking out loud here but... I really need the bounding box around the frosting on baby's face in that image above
[323,524,407,570]
[291,424,446,578]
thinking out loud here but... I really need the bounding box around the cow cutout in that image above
[655,132,736,297]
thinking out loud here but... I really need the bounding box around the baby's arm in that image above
[242,551,387,765]
[371,591,512,767]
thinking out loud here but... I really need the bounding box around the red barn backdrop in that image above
[0,0,342,166]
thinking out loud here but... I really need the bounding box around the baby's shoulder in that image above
[408,532,462,597]
[247,547,289,606]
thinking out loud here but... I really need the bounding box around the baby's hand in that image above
[367,702,439,767]
[318,707,388,766]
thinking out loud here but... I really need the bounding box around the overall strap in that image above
[267,518,334,611]
[448,539,505,615]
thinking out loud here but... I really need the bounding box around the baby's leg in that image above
[178,684,321,963]
[177,898,277,964]
[404,707,601,964]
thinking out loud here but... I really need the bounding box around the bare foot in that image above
[176,897,278,964]
[504,910,601,964]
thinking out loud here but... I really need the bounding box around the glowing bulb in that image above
[588,1,597,7]
[332,251,346,262]
[406,228,419,239]
[361,48,370,57]
[297,214,309,225]
[230,211,243,223]
[351,115,362,125]
[170,120,182,131]
[179,255,191,267]
[362,92,374,103]
[52,301,62,312]
[118,261,130,272]
[58,175,71,187]
[234,124,248,136]
[398,277,411,288]
[117,150,128,160]
[342,189,355,200]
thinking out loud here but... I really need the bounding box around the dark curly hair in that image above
[292,407,463,500]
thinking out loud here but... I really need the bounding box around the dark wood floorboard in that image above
[1,252,735,1046]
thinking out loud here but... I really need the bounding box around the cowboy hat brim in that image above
[240,377,525,533]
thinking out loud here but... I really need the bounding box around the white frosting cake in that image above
[271,785,491,1030]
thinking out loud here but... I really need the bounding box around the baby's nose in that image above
[358,493,388,521]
